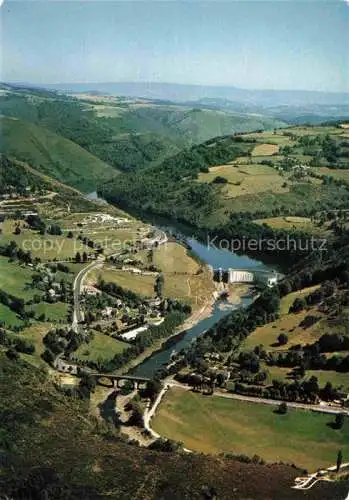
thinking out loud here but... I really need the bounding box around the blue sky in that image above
[2,0,349,92]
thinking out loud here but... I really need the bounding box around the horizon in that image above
[4,80,349,96]
[2,1,349,93]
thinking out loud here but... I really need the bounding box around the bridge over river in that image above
[90,373,151,389]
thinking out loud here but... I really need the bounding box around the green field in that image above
[153,388,349,470]
[1,219,89,261]
[264,364,349,393]
[318,167,349,181]
[0,303,24,327]
[28,302,70,322]
[19,323,52,356]
[91,267,156,297]
[74,332,129,362]
[0,256,36,300]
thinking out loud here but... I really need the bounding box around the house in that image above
[101,306,114,318]
[146,297,162,308]
[83,285,100,296]
[120,325,149,341]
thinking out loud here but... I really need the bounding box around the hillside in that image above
[100,123,349,229]
[0,116,119,192]
[0,84,287,177]
[1,353,346,500]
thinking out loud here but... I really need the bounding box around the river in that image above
[87,191,276,378]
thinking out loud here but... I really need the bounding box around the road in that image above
[167,380,349,415]
[72,257,105,332]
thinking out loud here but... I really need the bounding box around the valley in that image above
[1,85,349,499]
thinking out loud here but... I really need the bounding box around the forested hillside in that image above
[0,84,286,179]
[1,116,118,192]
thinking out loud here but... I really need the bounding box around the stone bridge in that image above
[90,373,151,390]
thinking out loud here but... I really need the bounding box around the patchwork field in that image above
[153,387,349,470]
[198,164,289,199]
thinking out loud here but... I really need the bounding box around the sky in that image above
[1,0,349,92]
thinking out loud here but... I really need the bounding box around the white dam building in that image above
[228,269,254,284]
[214,267,279,287]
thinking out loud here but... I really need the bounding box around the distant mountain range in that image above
[17,81,349,107]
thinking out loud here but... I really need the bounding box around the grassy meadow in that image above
[74,332,129,362]
[240,286,326,352]
[0,256,37,300]
[153,387,349,471]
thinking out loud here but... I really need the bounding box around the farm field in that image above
[153,242,200,274]
[152,243,215,310]
[318,167,349,182]
[1,219,86,261]
[74,332,129,362]
[153,387,349,470]
[240,286,323,352]
[253,216,330,236]
[0,256,37,300]
[20,323,52,355]
[198,163,290,198]
[90,266,156,297]
[251,143,279,156]
[264,364,349,393]
[0,303,23,327]
[28,301,70,322]
[242,131,293,145]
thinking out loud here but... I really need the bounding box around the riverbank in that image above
[115,294,216,376]
[117,283,250,377]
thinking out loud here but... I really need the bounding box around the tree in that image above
[6,348,20,361]
[155,274,164,297]
[14,225,21,235]
[336,449,343,472]
[212,175,228,184]
[278,402,288,415]
[277,333,288,346]
[75,252,81,263]
[335,413,345,430]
